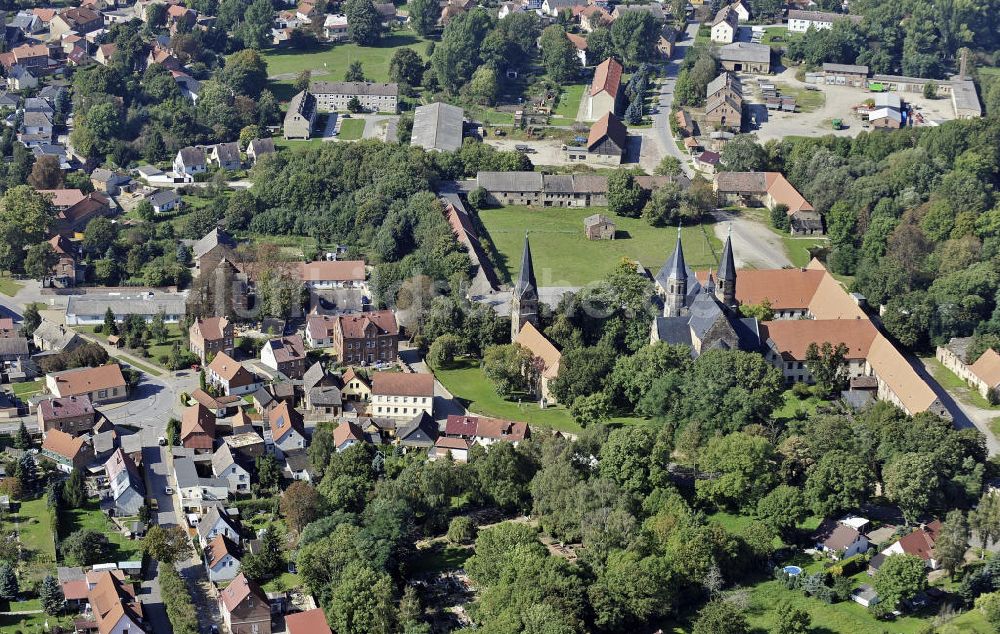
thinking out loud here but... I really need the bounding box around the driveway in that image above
[710,210,792,269]
[912,358,1000,456]
[649,20,701,179]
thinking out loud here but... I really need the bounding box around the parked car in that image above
[164,486,174,495]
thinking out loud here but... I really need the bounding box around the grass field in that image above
[11,378,44,398]
[263,572,301,593]
[479,206,722,286]
[0,276,23,297]
[434,358,581,432]
[262,31,428,83]
[338,118,366,140]
[146,323,185,366]
[773,388,824,422]
[64,500,143,562]
[554,83,587,120]
[411,543,472,575]
[8,498,57,581]
[782,235,825,268]
[773,82,826,113]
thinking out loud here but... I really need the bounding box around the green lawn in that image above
[772,82,826,113]
[781,235,825,268]
[410,544,472,575]
[10,378,44,398]
[434,359,582,433]
[273,136,330,150]
[0,276,23,297]
[146,323,185,368]
[262,31,428,83]
[478,206,722,286]
[554,83,587,120]
[761,26,800,48]
[338,118,366,140]
[0,612,74,631]
[63,500,143,563]
[73,326,167,376]
[922,355,999,410]
[7,498,57,582]
[263,572,301,593]
[773,388,824,422]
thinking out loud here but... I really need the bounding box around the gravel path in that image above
[710,210,792,270]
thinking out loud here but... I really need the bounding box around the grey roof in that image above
[196,505,238,542]
[687,292,727,341]
[514,235,537,301]
[397,411,438,447]
[248,138,275,156]
[787,9,861,23]
[411,102,464,152]
[283,448,313,475]
[0,337,29,356]
[0,93,18,108]
[717,233,736,284]
[309,386,342,406]
[193,228,236,260]
[654,316,693,347]
[24,97,52,114]
[211,443,238,474]
[543,174,608,194]
[147,189,180,207]
[477,171,543,192]
[33,319,80,349]
[177,146,206,167]
[664,230,687,282]
[211,142,240,165]
[173,455,200,488]
[303,362,327,391]
[822,62,869,75]
[66,293,187,318]
[310,81,399,97]
[654,249,700,296]
[718,42,771,64]
[950,78,981,115]
[707,72,742,98]
[23,111,52,127]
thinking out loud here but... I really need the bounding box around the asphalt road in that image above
[711,209,793,269]
[651,20,702,179]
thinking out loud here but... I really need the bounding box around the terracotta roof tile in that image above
[371,372,433,397]
[590,57,623,97]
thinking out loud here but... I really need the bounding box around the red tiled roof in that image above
[268,401,304,440]
[371,372,433,397]
[336,310,398,339]
[50,364,126,397]
[286,608,332,634]
[219,573,267,613]
[297,260,366,282]
[590,57,623,97]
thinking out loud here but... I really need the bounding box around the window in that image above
[98,390,107,398]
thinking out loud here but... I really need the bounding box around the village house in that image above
[823,63,870,87]
[705,72,744,130]
[713,171,823,234]
[64,293,186,325]
[173,146,207,178]
[330,310,399,365]
[298,260,366,289]
[218,573,271,634]
[341,367,371,401]
[397,411,439,448]
[936,338,1000,401]
[205,534,242,583]
[371,372,434,419]
[302,362,342,416]
[174,453,229,513]
[212,444,250,494]
[433,436,472,462]
[180,403,216,452]
[564,112,627,165]
[148,189,181,213]
[105,447,145,516]
[253,382,295,416]
[193,227,238,273]
[787,9,862,33]
[469,172,615,208]
[574,4,612,31]
[223,430,266,466]
[49,6,103,38]
[46,364,127,404]
[261,335,307,379]
[269,401,307,457]
[710,5,738,43]
[444,414,531,447]
[411,102,465,152]
[333,420,365,451]
[246,138,276,164]
[286,608,333,634]
[207,352,260,396]
[310,80,399,113]
[812,517,870,559]
[41,428,94,472]
[323,13,349,40]
[191,389,241,418]
[717,42,771,74]
[206,142,242,171]
[36,395,95,435]
[284,90,317,139]
[762,320,878,384]
[197,506,242,545]
[86,570,145,634]
[870,521,943,572]
[189,316,234,362]
[583,57,623,121]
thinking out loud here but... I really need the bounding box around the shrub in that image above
[791,382,812,399]
[447,516,476,544]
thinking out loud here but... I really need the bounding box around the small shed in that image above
[584,214,615,240]
[107,335,123,348]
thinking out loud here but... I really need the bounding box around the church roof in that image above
[665,228,687,282]
[717,232,736,282]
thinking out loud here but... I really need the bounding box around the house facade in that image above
[331,310,399,365]
[189,316,234,361]
[371,372,434,419]
[46,364,127,404]
[310,81,399,113]
[218,573,271,634]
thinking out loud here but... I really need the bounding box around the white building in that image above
[370,372,434,419]
[787,9,861,33]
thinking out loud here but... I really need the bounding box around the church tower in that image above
[664,226,688,317]
[511,234,539,341]
[716,227,738,308]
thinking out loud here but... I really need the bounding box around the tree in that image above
[63,467,86,508]
[805,341,849,398]
[976,592,1000,630]
[693,599,749,634]
[15,453,34,491]
[923,81,937,99]
[239,0,273,48]
[642,181,684,226]
[773,601,810,634]
[242,526,284,581]
[281,481,322,533]
[345,60,367,83]
[345,0,383,45]
[28,155,63,188]
[720,134,767,171]
[218,49,268,97]
[14,421,31,450]
[447,516,476,544]
[60,529,111,566]
[40,575,64,615]
[883,452,939,524]
[408,0,441,36]
[428,334,462,369]
[20,304,41,338]
[599,427,655,495]
[166,417,180,446]
[24,242,57,280]
[873,554,927,610]
[256,454,281,490]
[570,392,612,427]
[756,485,807,537]
[293,69,311,94]
[589,550,672,631]
[0,186,53,273]
[539,25,581,83]
[971,491,1000,549]
[934,510,970,578]
[609,11,659,68]
[103,306,118,336]
[324,563,396,634]
[160,565,198,634]
[431,9,494,93]
[805,451,874,516]
[83,217,118,256]
[467,66,499,105]
[607,170,644,218]
[696,432,777,510]
[142,525,191,564]
[388,48,424,87]
[474,442,535,511]
[0,563,17,600]
[482,343,535,398]
[655,155,682,176]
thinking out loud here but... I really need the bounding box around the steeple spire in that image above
[663,222,688,318]
[716,224,737,308]
[667,222,686,282]
[511,233,540,341]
